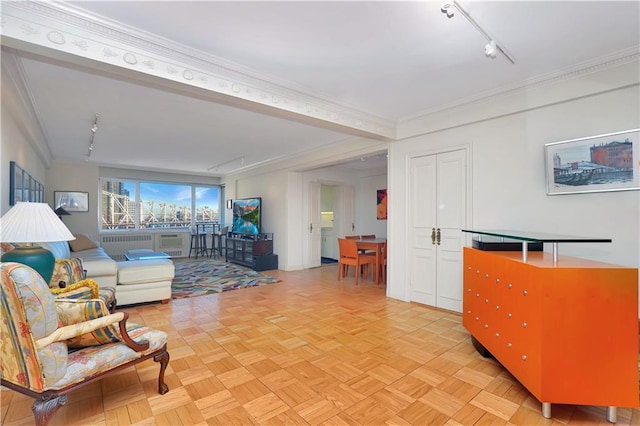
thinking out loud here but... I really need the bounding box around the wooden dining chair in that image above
[345,235,360,239]
[361,234,376,239]
[337,238,376,285]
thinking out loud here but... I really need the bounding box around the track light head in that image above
[485,40,497,58]
[441,2,455,18]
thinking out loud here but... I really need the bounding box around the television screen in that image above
[232,197,261,234]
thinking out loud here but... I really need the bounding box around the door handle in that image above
[309,223,313,233]
[436,228,441,245]
[352,223,355,232]
[431,228,436,245]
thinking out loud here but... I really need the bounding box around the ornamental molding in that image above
[1,1,396,140]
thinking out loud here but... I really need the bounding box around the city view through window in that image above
[101,180,220,230]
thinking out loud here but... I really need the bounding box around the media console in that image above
[462,229,638,423]
[225,232,278,271]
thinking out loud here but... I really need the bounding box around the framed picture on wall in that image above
[545,129,640,195]
[9,161,22,205]
[54,191,89,212]
[9,161,45,205]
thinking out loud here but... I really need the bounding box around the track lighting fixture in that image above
[440,1,515,64]
[207,156,246,172]
[441,2,455,18]
[86,113,99,161]
[484,40,497,58]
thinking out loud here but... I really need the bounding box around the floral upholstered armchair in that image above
[0,262,170,426]
[49,257,117,312]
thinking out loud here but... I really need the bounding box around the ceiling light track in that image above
[441,1,516,64]
[85,113,99,161]
[207,156,246,173]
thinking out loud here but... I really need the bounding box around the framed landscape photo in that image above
[54,191,89,212]
[545,129,640,195]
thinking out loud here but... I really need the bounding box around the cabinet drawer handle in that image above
[522,290,528,296]
[522,322,527,328]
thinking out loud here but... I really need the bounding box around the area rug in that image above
[171,258,280,299]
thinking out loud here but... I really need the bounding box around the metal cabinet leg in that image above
[542,402,551,419]
[606,406,617,423]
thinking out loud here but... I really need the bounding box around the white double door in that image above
[409,149,467,312]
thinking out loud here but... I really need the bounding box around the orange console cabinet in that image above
[463,247,638,422]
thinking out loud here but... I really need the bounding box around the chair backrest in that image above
[361,234,376,239]
[50,257,85,288]
[337,238,358,259]
[0,262,68,392]
[345,235,360,240]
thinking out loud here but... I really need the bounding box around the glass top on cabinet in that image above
[461,229,612,244]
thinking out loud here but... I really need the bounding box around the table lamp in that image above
[1,202,75,283]
[54,206,71,220]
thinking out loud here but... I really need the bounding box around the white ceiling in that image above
[3,1,639,176]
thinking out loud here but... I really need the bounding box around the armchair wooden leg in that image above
[32,394,67,426]
[154,346,170,395]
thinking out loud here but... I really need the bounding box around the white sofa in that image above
[41,236,174,306]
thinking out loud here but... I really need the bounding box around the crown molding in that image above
[1,1,396,140]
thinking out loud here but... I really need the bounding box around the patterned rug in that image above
[171,258,280,299]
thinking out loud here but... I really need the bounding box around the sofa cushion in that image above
[69,234,99,252]
[72,248,118,276]
[117,259,175,285]
[40,241,71,260]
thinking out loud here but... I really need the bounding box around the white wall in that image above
[46,161,100,238]
[1,67,50,216]
[225,170,291,268]
[387,60,640,304]
[355,166,388,238]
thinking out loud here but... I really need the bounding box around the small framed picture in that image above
[545,129,640,195]
[54,191,89,212]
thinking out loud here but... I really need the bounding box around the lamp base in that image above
[1,245,55,284]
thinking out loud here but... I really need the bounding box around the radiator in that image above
[100,234,154,259]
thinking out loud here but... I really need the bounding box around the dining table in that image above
[355,238,386,285]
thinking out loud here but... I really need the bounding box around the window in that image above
[100,179,220,231]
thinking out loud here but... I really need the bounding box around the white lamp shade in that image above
[0,202,75,243]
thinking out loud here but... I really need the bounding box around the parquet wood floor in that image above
[2,263,639,425]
